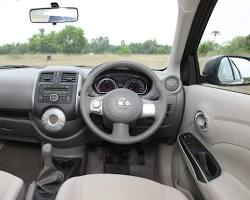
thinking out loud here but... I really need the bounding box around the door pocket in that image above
[179,133,221,183]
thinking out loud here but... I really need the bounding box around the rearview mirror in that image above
[30,7,78,23]
[202,55,250,85]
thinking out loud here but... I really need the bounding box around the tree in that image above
[56,26,87,54]
[28,29,48,53]
[211,31,220,41]
[156,45,171,54]
[143,40,158,54]
[223,36,249,54]
[89,36,110,53]
[118,40,130,55]
[246,34,250,51]
[128,40,171,54]
[129,43,144,54]
[45,31,60,53]
[198,40,220,55]
[0,43,28,54]
[28,27,87,54]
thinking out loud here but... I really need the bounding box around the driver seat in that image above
[55,174,188,200]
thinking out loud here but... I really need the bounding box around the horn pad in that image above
[102,89,142,123]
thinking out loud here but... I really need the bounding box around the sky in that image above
[0,0,249,46]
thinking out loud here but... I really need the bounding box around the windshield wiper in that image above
[0,65,31,69]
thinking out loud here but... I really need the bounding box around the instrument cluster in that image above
[94,71,150,95]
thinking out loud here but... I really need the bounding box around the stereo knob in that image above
[50,94,58,102]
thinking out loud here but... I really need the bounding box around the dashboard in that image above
[0,65,184,148]
[93,69,151,95]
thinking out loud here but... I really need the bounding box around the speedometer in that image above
[96,78,117,93]
[124,78,146,94]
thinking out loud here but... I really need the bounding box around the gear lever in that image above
[36,143,64,195]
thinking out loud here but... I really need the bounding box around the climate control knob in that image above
[41,108,66,132]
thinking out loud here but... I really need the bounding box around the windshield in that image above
[0,0,178,69]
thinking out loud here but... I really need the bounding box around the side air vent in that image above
[39,72,54,82]
[61,72,77,83]
[165,76,182,93]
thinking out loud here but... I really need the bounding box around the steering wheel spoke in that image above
[141,99,157,118]
[112,123,131,140]
[87,96,104,115]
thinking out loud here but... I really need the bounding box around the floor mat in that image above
[86,145,157,181]
[0,140,5,151]
[0,141,41,187]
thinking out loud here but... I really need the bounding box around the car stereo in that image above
[38,85,73,104]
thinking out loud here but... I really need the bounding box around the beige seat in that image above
[56,174,188,200]
[0,171,25,200]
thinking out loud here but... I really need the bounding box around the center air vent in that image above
[39,72,55,82]
[61,72,77,83]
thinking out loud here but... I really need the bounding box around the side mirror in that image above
[30,7,78,24]
[202,55,250,85]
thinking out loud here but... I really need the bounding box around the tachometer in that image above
[124,78,146,94]
[96,78,117,93]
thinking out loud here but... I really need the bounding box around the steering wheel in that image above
[80,61,167,144]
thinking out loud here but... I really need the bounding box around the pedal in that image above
[105,150,114,163]
[137,147,145,165]
[104,163,130,175]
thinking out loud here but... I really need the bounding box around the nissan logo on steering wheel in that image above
[116,98,130,110]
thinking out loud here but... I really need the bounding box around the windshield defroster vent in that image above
[39,72,55,82]
[61,72,77,83]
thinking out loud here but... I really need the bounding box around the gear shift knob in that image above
[42,143,53,168]
[37,143,64,194]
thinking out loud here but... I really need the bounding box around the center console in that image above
[32,71,84,139]
[34,71,80,119]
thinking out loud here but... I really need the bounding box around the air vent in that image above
[165,76,182,93]
[61,72,77,83]
[40,72,54,82]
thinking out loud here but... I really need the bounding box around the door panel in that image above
[179,85,250,200]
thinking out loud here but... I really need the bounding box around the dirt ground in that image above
[0,54,170,70]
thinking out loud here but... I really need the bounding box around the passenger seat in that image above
[0,171,25,200]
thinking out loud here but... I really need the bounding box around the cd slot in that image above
[40,85,71,90]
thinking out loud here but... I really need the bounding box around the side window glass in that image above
[198,0,250,94]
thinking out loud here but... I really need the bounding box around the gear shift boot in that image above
[36,144,64,195]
